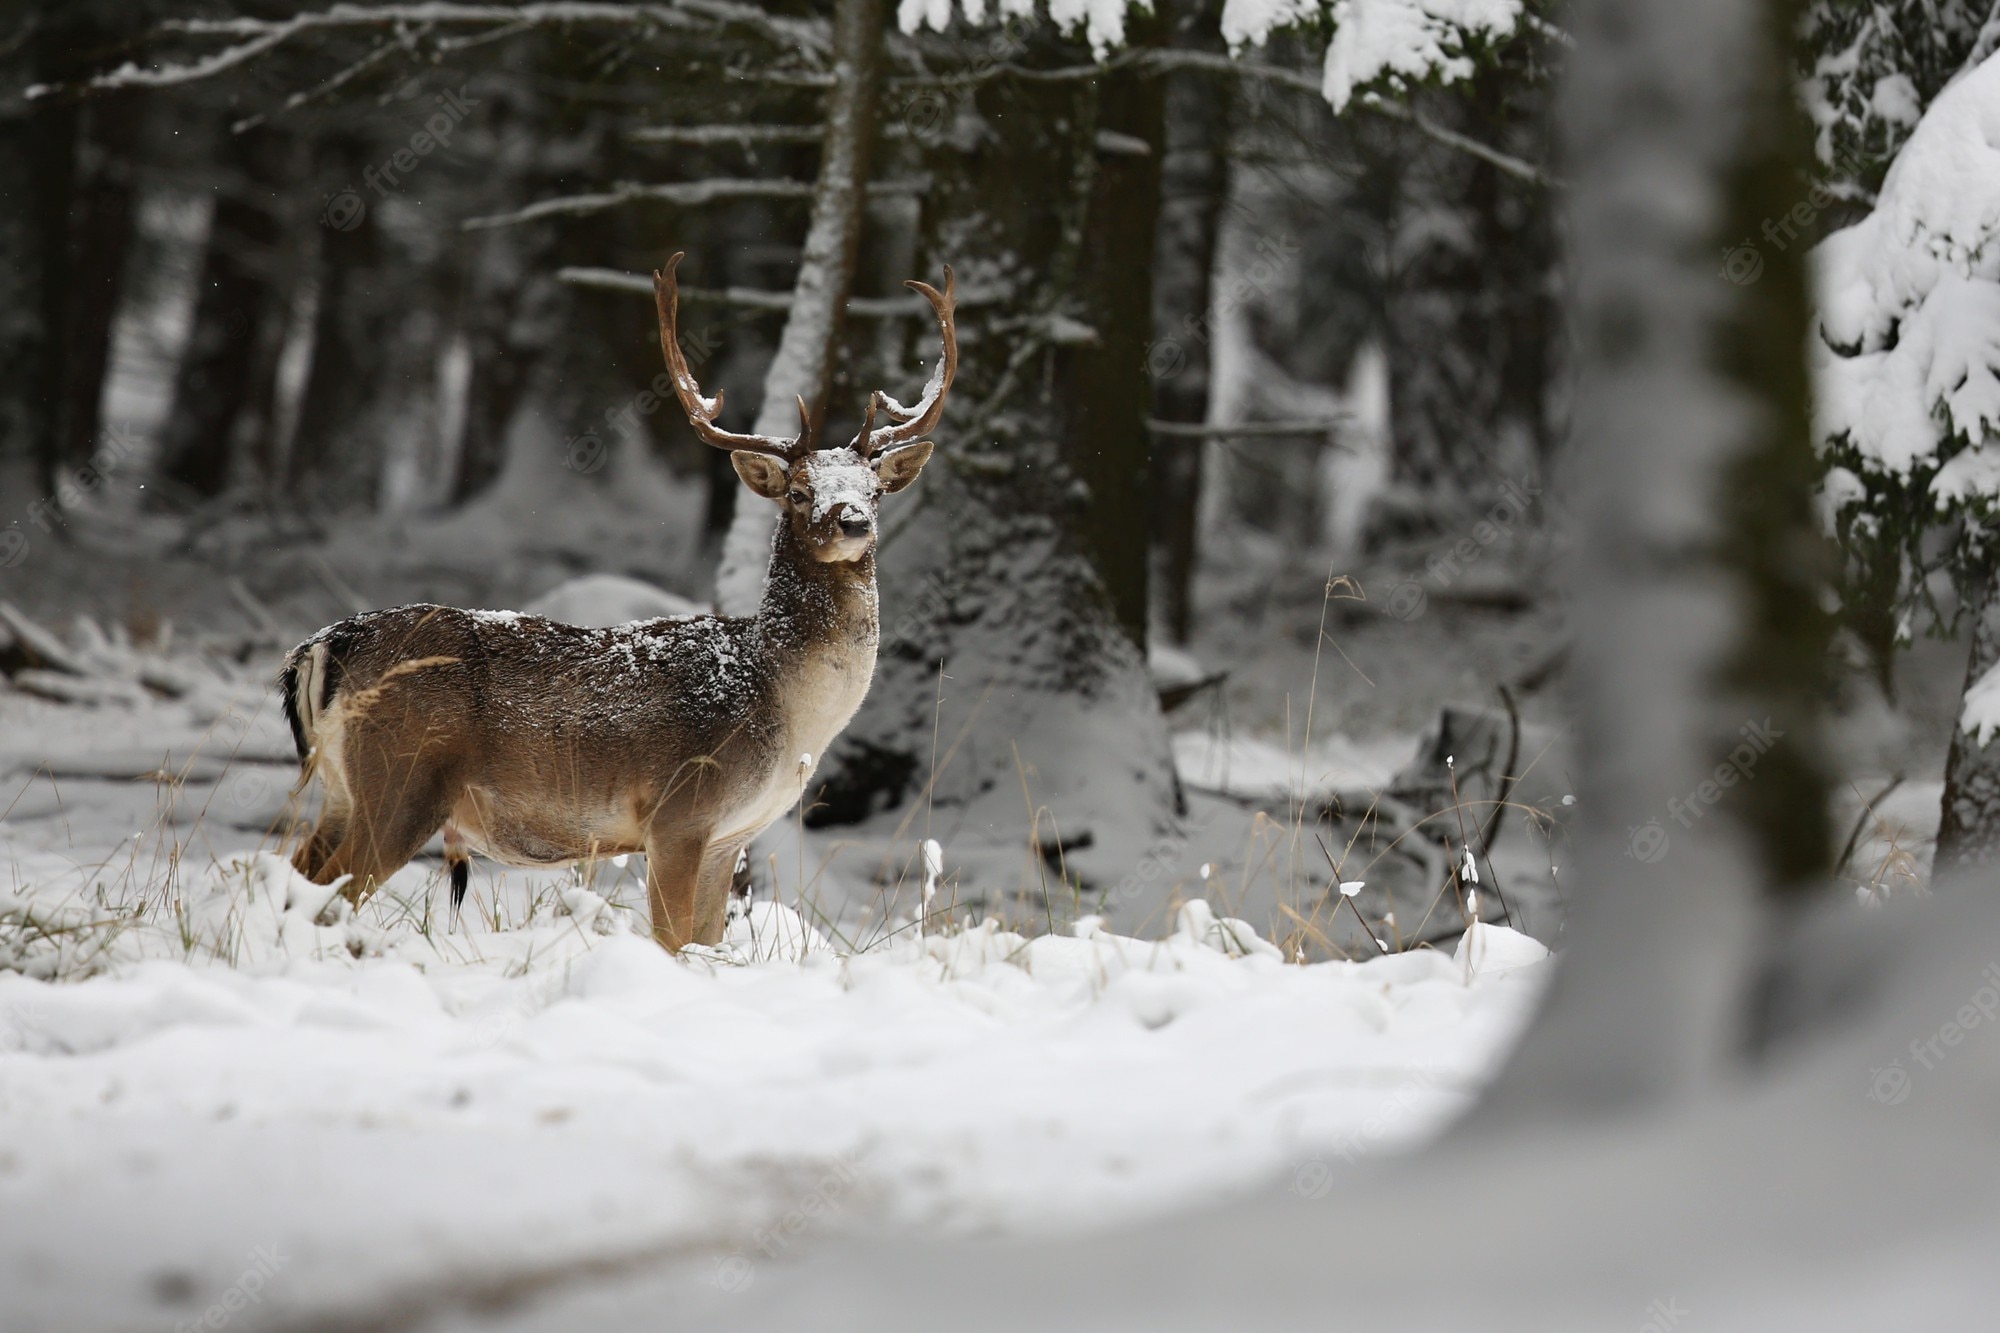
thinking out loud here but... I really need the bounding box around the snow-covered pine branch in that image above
[895,3,1553,184]
[1812,46,2000,870]
[1798,0,1996,201]
[897,0,1530,111]
[1813,48,2000,599]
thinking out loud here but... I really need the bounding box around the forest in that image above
[2,0,1998,1328]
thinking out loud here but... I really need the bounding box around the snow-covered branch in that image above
[1146,417,1354,442]
[461,176,928,230]
[627,124,824,145]
[556,267,954,317]
[1148,48,1559,187]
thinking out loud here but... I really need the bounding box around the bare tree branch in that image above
[229,30,416,133]
[27,1,824,100]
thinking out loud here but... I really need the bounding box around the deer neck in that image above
[752,521,880,733]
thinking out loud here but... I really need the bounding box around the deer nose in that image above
[838,512,871,539]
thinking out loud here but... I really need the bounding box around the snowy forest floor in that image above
[0,473,1962,1329]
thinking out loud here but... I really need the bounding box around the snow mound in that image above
[0,839,1550,1330]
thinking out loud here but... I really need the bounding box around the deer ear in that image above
[731,451,791,502]
[873,440,934,494]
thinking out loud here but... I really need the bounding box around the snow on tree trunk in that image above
[1937,582,2000,874]
[1472,0,1832,1122]
[812,54,1180,906]
[714,0,885,616]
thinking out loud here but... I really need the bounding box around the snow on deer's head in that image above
[654,252,954,564]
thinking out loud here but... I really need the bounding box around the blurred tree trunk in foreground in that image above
[1471,0,1832,1123]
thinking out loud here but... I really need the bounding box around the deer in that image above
[277,251,956,952]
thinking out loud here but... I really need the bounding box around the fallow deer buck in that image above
[278,252,955,951]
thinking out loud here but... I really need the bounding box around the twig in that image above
[1835,774,1905,880]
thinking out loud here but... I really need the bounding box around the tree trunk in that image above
[452,231,545,506]
[714,0,885,615]
[55,92,142,479]
[813,45,1180,913]
[1471,0,1830,1124]
[1936,580,2000,874]
[288,135,394,508]
[1150,43,1230,645]
[0,9,81,496]
[157,126,291,504]
[1057,50,1165,649]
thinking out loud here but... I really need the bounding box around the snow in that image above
[1224,0,1522,110]
[1814,50,2000,498]
[902,1,1522,109]
[796,447,878,524]
[1960,661,2000,745]
[0,824,1547,1330]
[1172,727,1411,802]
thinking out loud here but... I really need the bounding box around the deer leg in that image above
[314,771,457,907]
[645,828,709,952]
[691,842,742,946]
[292,807,348,882]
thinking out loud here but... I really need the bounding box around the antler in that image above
[856,266,958,459]
[654,252,799,460]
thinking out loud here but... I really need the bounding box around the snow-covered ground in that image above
[0,678,1548,1332]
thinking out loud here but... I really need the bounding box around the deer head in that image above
[654,252,956,564]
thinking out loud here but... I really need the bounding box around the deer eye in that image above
[787,489,808,507]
